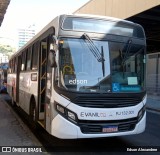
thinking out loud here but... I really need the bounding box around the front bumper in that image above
[51,112,146,139]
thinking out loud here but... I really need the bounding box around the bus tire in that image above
[29,97,38,130]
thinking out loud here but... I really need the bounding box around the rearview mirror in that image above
[49,35,58,45]
[49,50,57,68]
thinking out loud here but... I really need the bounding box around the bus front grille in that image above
[79,117,137,134]
[74,96,141,108]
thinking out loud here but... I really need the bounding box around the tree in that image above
[0,44,16,58]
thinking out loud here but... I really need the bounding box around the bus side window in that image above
[19,55,22,71]
[26,47,31,70]
[9,60,12,73]
[10,60,13,73]
[21,52,26,71]
[10,60,12,73]
[14,57,17,73]
[32,43,38,70]
[8,61,11,73]
[12,59,15,73]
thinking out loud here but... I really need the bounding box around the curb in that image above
[146,107,160,113]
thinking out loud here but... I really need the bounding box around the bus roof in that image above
[10,14,141,59]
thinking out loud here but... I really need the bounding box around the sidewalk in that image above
[0,94,44,149]
[146,94,160,112]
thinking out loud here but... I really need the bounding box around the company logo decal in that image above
[80,112,107,118]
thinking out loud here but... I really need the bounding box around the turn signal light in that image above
[55,102,77,123]
[56,104,65,114]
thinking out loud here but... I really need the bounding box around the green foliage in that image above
[0,44,16,57]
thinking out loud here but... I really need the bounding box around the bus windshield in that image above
[57,38,146,93]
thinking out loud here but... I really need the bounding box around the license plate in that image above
[102,126,118,133]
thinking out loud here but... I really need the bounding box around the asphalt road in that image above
[33,110,160,155]
[1,94,160,155]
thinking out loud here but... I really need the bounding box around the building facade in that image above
[0,53,8,63]
[18,25,35,49]
[75,0,160,19]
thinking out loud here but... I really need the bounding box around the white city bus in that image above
[7,14,147,139]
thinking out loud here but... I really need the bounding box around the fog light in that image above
[68,111,76,121]
[56,104,65,114]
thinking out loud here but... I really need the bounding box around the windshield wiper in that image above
[101,46,105,77]
[82,33,105,77]
[82,33,105,62]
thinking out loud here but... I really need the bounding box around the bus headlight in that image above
[138,105,146,121]
[55,102,77,123]
[67,111,76,121]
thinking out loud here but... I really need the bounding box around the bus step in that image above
[38,120,44,128]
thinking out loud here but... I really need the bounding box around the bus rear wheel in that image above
[30,99,36,129]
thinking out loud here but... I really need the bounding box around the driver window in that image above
[59,41,76,88]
